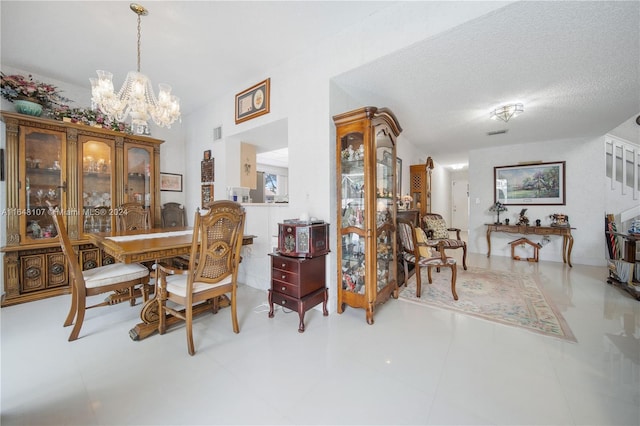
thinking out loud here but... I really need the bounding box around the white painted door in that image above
[451,179,469,231]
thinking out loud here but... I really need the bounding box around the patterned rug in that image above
[399,266,576,342]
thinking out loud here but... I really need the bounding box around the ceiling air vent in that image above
[487,129,508,136]
[213,126,222,141]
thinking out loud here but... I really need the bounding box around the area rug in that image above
[399,266,576,342]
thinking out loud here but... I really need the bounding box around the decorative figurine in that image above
[516,208,530,226]
[535,219,541,226]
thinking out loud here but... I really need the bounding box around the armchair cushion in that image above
[424,217,449,239]
[414,227,433,258]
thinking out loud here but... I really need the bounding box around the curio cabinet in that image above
[333,106,402,324]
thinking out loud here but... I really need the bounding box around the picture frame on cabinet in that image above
[203,150,211,160]
[235,78,270,124]
[160,173,183,192]
[494,161,566,206]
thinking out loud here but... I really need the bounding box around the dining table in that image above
[86,227,256,341]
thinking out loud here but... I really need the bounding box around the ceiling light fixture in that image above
[90,3,180,135]
[490,103,524,123]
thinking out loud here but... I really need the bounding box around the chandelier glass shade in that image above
[490,103,524,122]
[90,4,180,134]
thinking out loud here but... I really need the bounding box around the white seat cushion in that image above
[165,273,232,298]
[83,263,149,288]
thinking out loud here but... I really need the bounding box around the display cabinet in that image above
[333,106,402,324]
[410,163,431,217]
[1,111,163,306]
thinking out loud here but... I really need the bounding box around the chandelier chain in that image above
[136,13,142,73]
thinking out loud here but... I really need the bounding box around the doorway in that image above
[451,179,469,231]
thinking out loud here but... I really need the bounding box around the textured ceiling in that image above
[333,1,640,166]
[1,1,639,168]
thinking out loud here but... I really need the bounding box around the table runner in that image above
[106,229,193,242]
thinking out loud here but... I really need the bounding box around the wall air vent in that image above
[213,126,222,141]
[487,129,508,136]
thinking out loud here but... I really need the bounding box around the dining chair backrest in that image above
[190,201,246,284]
[161,202,187,228]
[116,202,151,231]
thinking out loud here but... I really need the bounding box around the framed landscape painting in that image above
[494,161,565,205]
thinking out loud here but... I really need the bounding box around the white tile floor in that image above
[1,252,639,425]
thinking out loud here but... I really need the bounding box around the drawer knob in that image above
[281,287,286,291]
[281,263,286,268]
[281,300,286,304]
[281,275,286,279]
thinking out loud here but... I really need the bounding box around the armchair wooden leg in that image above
[462,246,468,270]
[129,286,136,306]
[450,264,458,300]
[416,265,422,298]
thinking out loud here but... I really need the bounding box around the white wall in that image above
[468,136,606,266]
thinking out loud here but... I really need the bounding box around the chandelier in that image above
[490,103,524,123]
[90,3,180,135]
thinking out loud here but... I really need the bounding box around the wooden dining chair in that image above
[156,200,246,355]
[397,218,458,300]
[161,202,187,227]
[49,207,150,341]
[116,202,151,231]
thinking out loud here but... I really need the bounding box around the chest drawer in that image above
[271,256,300,274]
[271,268,299,286]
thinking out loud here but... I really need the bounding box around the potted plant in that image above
[1,72,72,116]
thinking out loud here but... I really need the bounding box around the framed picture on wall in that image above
[160,173,183,192]
[235,78,270,124]
[201,184,214,208]
[494,161,566,205]
[201,159,214,183]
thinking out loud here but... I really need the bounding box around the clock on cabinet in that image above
[277,221,330,258]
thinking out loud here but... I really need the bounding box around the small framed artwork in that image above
[201,184,214,208]
[203,150,211,160]
[201,159,215,183]
[494,161,566,206]
[235,78,270,124]
[160,173,183,192]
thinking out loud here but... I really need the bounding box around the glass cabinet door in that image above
[80,136,115,233]
[374,128,396,294]
[19,127,66,241]
[124,144,153,209]
[339,131,367,295]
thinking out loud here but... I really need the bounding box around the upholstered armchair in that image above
[422,213,467,270]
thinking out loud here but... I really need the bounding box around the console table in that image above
[486,224,575,267]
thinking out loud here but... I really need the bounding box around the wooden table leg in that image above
[486,229,492,257]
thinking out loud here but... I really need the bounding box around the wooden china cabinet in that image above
[409,163,431,217]
[0,111,163,306]
[333,106,402,324]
